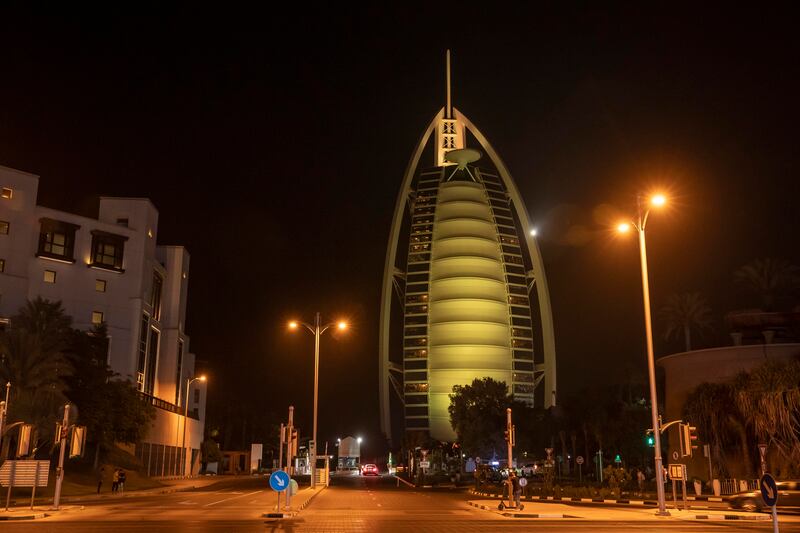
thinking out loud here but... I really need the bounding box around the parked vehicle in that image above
[729,480,800,512]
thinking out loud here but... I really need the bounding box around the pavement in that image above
[468,499,774,521]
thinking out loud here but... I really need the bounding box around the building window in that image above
[194,389,200,403]
[44,270,56,283]
[175,339,184,405]
[0,221,8,235]
[145,328,159,396]
[90,230,127,271]
[136,314,149,391]
[0,259,4,273]
[95,279,107,292]
[150,272,163,321]
[92,311,104,325]
[1,188,11,199]
[116,218,129,227]
[38,218,78,262]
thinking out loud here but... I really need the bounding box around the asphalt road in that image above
[1,473,795,532]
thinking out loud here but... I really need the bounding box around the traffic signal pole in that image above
[506,408,514,508]
[52,404,70,510]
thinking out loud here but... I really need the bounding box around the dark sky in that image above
[1,5,798,451]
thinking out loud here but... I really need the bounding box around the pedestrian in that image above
[637,469,646,495]
[96,466,105,494]
[112,468,120,494]
[118,469,126,494]
[510,471,523,509]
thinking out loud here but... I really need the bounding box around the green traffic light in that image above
[646,435,655,447]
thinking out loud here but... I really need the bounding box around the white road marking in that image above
[203,490,263,507]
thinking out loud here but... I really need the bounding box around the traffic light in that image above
[645,429,655,447]
[504,425,515,446]
[680,423,699,457]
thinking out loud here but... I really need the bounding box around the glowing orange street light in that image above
[182,374,208,478]
[615,192,670,516]
[288,313,348,489]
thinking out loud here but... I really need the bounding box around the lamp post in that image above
[618,193,669,516]
[289,314,347,488]
[182,375,206,478]
[0,382,10,456]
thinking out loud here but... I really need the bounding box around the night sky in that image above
[1,6,798,452]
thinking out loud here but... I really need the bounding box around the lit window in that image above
[0,258,4,272]
[38,219,78,261]
[0,221,8,235]
[44,270,56,283]
[147,229,153,238]
[95,279,107,292]
[90,230,126,271]
[91,311,104,325]
[150,272,163,321]
[1,188,11,199]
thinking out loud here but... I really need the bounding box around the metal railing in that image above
[138,392,199,420]
[720,478,758,495]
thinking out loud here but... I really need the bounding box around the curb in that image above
[297,486,325,512]
[470,488,726,504]
[690,514,770,521]
[262,486,325,519]
[0,512,47,521]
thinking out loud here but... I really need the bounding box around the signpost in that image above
[759,444,768,476]
[668,464,688,510]
[576,456,584,482]
[0,460,50,511]
[270,470,290,512]
[760,473,779,533]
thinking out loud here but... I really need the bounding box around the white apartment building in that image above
[0,164,206,476]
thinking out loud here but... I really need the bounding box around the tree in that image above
[734,358,800,476]
[448,378,509,458]
[0,297,73,443]
[660,292,713,352]
[734,258,800,311]
[64,325,154,467]
[683,382,751,478]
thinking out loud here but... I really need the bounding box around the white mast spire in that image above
[446,49,452,119]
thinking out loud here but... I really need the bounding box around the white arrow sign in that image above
[763,481,774,500]
[275,477,286,487]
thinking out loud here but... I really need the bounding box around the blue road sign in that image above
[760,473,778,507]
[269,470,290,492]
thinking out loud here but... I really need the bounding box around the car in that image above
[729,480,800,512]
[361,464,379,476]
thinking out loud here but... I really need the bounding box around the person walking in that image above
[112,468,120,494]
[118,469,126,494]
[96,466,105,494]
[637,469,646,496]
[510,471,523,510]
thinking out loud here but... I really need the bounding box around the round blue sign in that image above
[760,473,778,507]
[270,470,291,492]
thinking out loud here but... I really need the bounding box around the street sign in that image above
[269,470,290,492]
[419,461,430,468]
[760,473,778,507]
[575,456,584,465]
[672,451,680,461]
[668,464,686,481]
[0,460,50,487]
[475,457,481,464]
[518,477,528,487]
[545,447,553,459]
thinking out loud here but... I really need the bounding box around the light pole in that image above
[617,193,669,516]
[0,382,10,456]
[289,313,347,488]
[182,375,206,478]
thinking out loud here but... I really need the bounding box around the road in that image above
[1,473,795,532]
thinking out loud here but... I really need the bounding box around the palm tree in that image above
[734,258,800,311]
[660,292,714,352]
[734,358,800,477]
[683,382,752,478]
[0,297,73,439]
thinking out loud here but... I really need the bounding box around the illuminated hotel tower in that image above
[379,53,557,442]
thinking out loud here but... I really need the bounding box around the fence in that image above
[720,478,758,495]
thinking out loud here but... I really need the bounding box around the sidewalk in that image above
[59,475,220,503]
[467,499,782,522]
[0,504,84,521]
[263,484,326,519]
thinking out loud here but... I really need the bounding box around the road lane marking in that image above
[203,489,263,507]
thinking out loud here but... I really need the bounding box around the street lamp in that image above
[182,375,207,477]
[288,313,348,488]
[617,193,669,516]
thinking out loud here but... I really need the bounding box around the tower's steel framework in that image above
[379,104,557,443]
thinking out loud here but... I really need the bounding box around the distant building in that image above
[379,55,556,442]
[0,164,206,476]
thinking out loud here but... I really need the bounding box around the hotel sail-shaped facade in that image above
[379,70,557,443]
